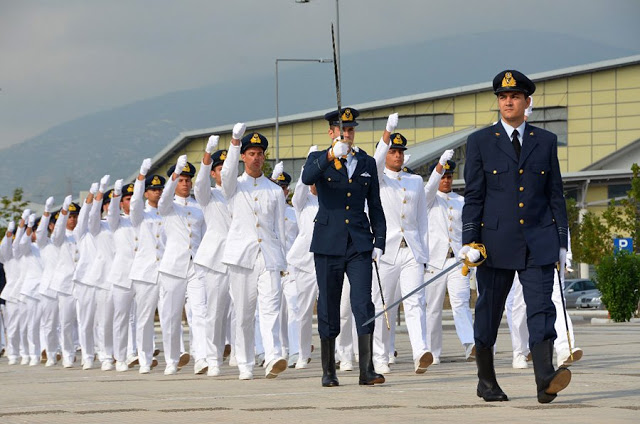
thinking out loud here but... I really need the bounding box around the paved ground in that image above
[1,312,639,424]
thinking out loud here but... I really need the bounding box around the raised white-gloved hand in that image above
[140,158,152,176]
[372,247,383,263]
[21,209,31,221]
[386,113,399,133]
[114,179,123,196]
[62,195,73,211]
[439,149,455,166]
[525,96,534,118]
[458,245,481,263]
[7,221,15,233]
[99,175,111,193]
[89,182,99,195]
[559,247,567,280]
[44,196,55,213]
[331,140,350,158]
[307,145,318,157]
[566,256,573,273]
[206,135,220,154]
[27,213,36,228]
[232,123,246,140]
[403,154,411,166]
[175,155,188,175]
[271,161,284,180]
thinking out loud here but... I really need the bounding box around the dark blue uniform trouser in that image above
[314,235,375,340]
[474,250,557,350]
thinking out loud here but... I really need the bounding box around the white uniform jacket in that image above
[286,169,318,274]
[106,194,136,289]
[129,178,166,284]
[193,161,231,274]
[0,234,18,302]
[373,141,429,266]
[220,144,286,272]
[18,234,43,300]
[71,200,97,286]
[158,175,206,279]
[50,206,87,295]
[424,167,464,270]
[35,215,60,299]
[85,200,115,290]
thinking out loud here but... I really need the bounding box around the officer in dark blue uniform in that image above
[302,107,387,387]
[461,70,571,404]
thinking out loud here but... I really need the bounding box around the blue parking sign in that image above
[614,238,633,254]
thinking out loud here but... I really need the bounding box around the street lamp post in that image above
[275,58,332,162]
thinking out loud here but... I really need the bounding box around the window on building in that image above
[360,113,454,132]
[608,183,631,200]
[525,106,568,145]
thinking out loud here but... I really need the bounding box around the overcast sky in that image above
[1,0,639,149]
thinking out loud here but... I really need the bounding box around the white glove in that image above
[114,179,123,196]
[386,113,399,133]
[21,209,31,221]
[403,154,411,166]
[331,140,350,158]
[7,221,15,233]
[62,195,73,211]
[99,175,111,193]
[175,155,188,174]
[44,196,55,213]
[525,96,534,118]
[565,256,573,273]
[232,123,246,140]
[206,135,220,154]
[439,149,455,166]
[89,182,99,195]
[458,245,481,263]
[27,213,36,228]
[372,248,383,262]
[140,158,152,176]
[271,161,284,181]
[307,145,318,157]
[559,247,567,280]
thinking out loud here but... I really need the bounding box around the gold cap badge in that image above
[444,162,451,170]
[151,176,161,186]
[182,164,191,172]
[341,108,353,122]
[220,150,227,160]
[127,185,134,193]
[277,174,286,181]
[68,204,77,212]
[501,72,516,88]
[392,134,403,145]
[250,133,261,144]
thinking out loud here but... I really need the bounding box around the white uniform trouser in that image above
[73,283,96,363]
[228,252,282,374]
[373,248,428,364]
[336,276,358,361]
[57,291,77,363]
[39,295,60,359]
[280,272,300,358]
[112,284,135,362]
[18,300,29,359]
[132,280,159,368]
[24,296,42,361]
[128,301,137,357]
[158,260,207,367]
[508,272,577,357]
[293,266,318,362]
[506,274,529,358]
[0,303,6,352]
[4,300,22,360]
[95,287,114,363]
[198,265,230,368]
[425,257,474,358]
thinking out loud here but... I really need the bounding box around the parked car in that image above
[576,292,605,309]
[563,279,600,309]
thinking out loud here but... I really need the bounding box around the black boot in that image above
[321,338,339,387]
[358,334,385,385]
[475,346,508,401]
[531,339,571,404]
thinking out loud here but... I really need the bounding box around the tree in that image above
[601,163,640,253]
[567,198,611,266]
[0,188,29,239]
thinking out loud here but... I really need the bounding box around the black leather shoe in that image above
[358,334,385,385]
[321,338,339,387]
[531,339,571,404]
[475,346,508,401]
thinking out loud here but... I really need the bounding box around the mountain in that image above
[0,30,635,202]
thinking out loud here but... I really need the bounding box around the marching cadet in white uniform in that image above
[0,221,23,365]
[36,198,63,366]
[10,212,31,365]
[424,151,476,364]
[271,163,301,368]
[221,124,288,380]
[107,179,139,372]
[288,146,321,368]
[372,114,433,375]
[130,159,167,374]
[193,137,233,377]
[157,155,207,376]
[50,195,83,368]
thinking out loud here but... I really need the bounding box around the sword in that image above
[373,259,391,330]
[556,265,574,362]
[330,24,345,171]
[363,260,462,327]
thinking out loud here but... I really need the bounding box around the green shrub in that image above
[595,251,640,322]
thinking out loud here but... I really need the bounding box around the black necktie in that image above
[512,130,521,160]
[340,157,347,169]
